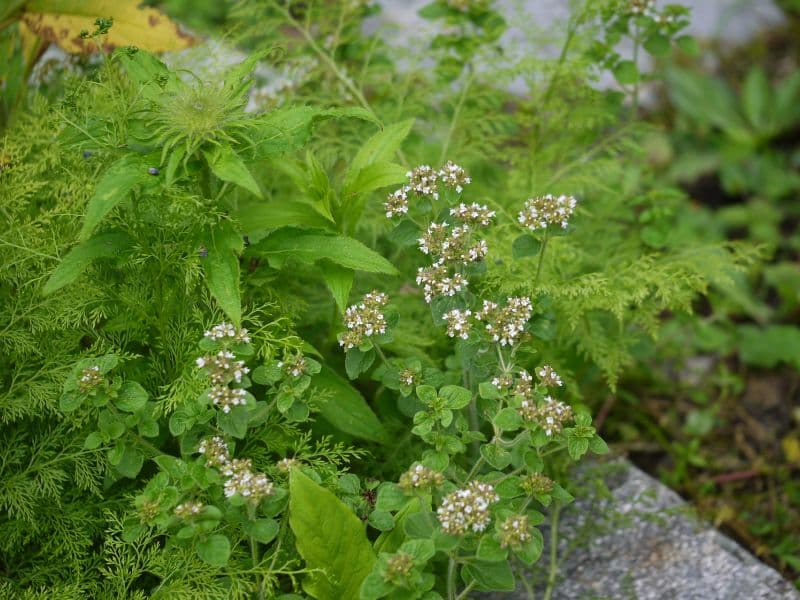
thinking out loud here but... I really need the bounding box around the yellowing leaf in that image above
[782,436,800,464]
[21,0,194,54]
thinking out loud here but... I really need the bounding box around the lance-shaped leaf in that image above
[313,366,388,443]
[289,469,375,599]
[43,232,133,295]
[204,145,263,198]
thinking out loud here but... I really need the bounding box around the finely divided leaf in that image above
[289,469,376,600]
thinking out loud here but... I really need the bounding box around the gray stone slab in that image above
[479,460,799,599]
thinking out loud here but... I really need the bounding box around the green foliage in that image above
[0,0,766,597]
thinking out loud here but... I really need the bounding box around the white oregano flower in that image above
[518,194,577,230]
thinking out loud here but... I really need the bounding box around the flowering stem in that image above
[373,343,388,364]
[439,68,474,165]
[534,232,550,287]
[542,506,561,600]
[455,581,476,600]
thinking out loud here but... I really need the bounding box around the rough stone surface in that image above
[479,460,799,599]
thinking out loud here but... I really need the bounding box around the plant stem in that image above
[447,556,458,600]
[456,581,476,600]
[247,503,265,600]
[542,506,561,600]
[534,232,549,288]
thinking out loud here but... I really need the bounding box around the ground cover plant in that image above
[0,0,771,598]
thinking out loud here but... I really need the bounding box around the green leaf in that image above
[415,385,438,405]
[476,536,508,562]
[439,385,471,409]
[462,560,515,592]
[114,381,148,412]
[738,325,800,369]
[79,154,150,241]
[493,408,522,432]
[289,469,375,600]
[197,534,231,567]
[84,432,104,449]
[368,510,394,531]
[312,366,388,443]
[742,67,770,131]
[403,512,435,539]
[204,145,262,198]
[511,234,541,259]
[203,231,242,325]
[252,362,283,385]
[59,391,83,413]
[217,405,249,439]
[345,347,376,380]
[323,263,354,315]
[247,518,280,544]
[236,199,334,241]
[514,528,544,565]
[374,498,420,555]
[344,161,407,197]
[589,435,610,455]
[643,33,671,57]
[43,232,133,295]
[675,35,699,56]
[613,60,639,86]
[346,119,415,186]
[566,436,590,461]
[478,381,500,399]
[255,229,398,275]
[375,483,407,511]
[115,444,144,478]
[480,444,511,470]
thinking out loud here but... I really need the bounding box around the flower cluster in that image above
[416,262,468,303]
[443,308,472,340]
[278,353,308,378]
[475,297,533,346]
[518,194,577,230]
[339,291,389,350]
[418,222,450,256]
[628,0,655,16]
[198,436,231,468]
[437,481,499,535]
[498,514,533,548]
[79,365,103,393]
[399,464,445,491]
[406,165,439,199]
[386,161,472,220]
[196,350,249,384]
[537,365,563,387]
[384,188,409,218]
[491,373,514,390]
[399,368,418,386]
[513,370,533,398]
[204,322,250,343]
[384,553,415,585]
[449,203,496,227]
[174,500,204,519]
[438,160,472,193]
[221,458,275,502]
[521,472,554,495]
[519,396,574,436]
[208,385,247,413]
[276,457,299,472]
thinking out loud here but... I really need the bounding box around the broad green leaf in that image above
[116,49,182,100]
[512,234,541,259]
[439,385,471,409]
[21,0,195,54]
[321,263,354,314]
[462,560,515,592]
[115,444,144,478]
[566,436,590,461]
[255,229,398,275]
[346,119,414,181]
[493,408,523,431]
[114,381,148,412]
[43,232,133,295]
[476,536,508,562]
[375,483,407,511]
[343,161,407,197]
[738,324,800,369]
[79,155,150,240]
[203,228,242,325]
[197,534,231,567]
[247,518,280,544]
[312,366,388,443]
[345,347,375,380]
[289,469,375,600]
[205,145,262,198]
[236,200,334,242]
[643,33,670,57]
